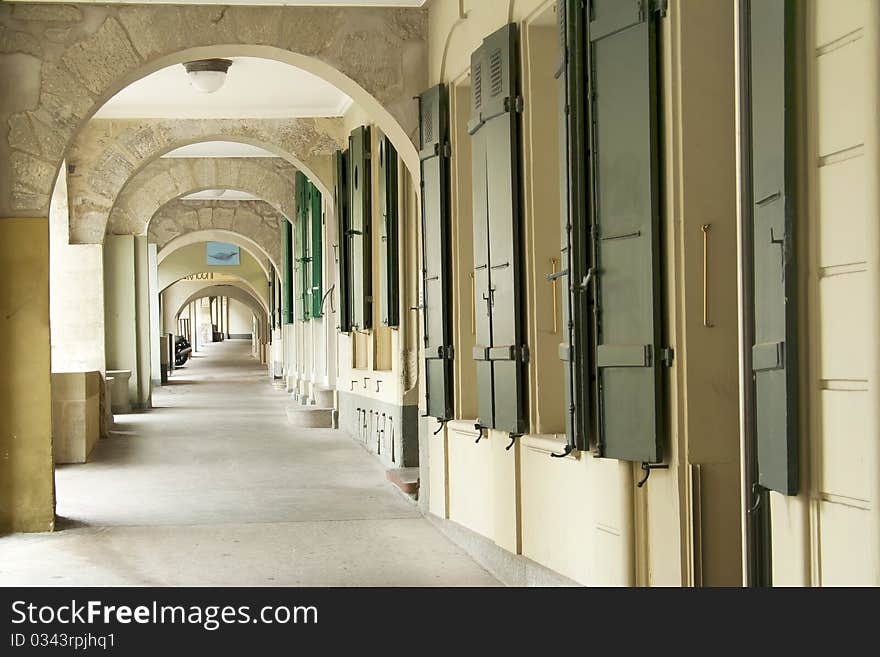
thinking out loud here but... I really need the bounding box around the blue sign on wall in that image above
[206,242,240,266]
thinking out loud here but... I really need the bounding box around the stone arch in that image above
[0,4,426,218]
[158,230,275,282]
[174,284,268,321]
[166,282,269,344]
[67,119,342,244]
[159,272,269,304]
[152,201,283,274]
[103,157,296,243]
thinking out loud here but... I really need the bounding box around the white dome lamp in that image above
[183,58,233,94]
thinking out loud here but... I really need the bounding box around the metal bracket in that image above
[551,444,574,459]
[661,347,674,367]
[505,433,522,451]
[474,423,486,444]
[637,462,669,488]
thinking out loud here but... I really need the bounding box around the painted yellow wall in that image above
[0,218,54,533]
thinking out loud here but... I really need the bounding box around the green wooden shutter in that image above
[749,0,797,495]
[556,0,592,451]
[335,150,352,333]
[294,172,310,322]
[349,126,373,331]
[378,132,400,327]
[281,217,293,325]
[419,84,454,421]
[590,0,664,462]
[310,182,323,319]
[469,24,526,434]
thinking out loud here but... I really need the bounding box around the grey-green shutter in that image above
[281,218,293,325]
[310,183,323,319]
[590,0,664,462]
[335,150,352,333]
[749,0,797,495]
[419,85,454,421]
[294,172,310,322]
[556,0,592,451]
[469,24,526,434]
[378,132,400,327]
[349,126,373,330]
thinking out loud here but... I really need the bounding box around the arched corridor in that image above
[0,340,496,586]
[1,0,878,591]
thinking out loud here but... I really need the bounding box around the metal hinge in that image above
[651,0,668,18]
[505,95,525,114]
[661,347,674,367]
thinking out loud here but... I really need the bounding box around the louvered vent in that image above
[473,62,483,110]
[489,49,504,97]
[423,103,434,143]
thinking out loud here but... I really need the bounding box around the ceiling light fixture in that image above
[183,59,232,94]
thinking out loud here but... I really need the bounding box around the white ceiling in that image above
[95,57,352,119]
[11,1,425,5]
[163,142,279,158]
[181,190,263,200]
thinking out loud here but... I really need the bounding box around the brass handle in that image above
[550,258,559,334]
[469,272,476,336]
[701,224,713,328]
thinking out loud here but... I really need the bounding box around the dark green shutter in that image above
[349,126,373,331]
[310,182,323,319]
[469,24,526,434]
[749,0,797,495]
[269,270,276,331]
[556,0,592,451]
[419,85,454,421]
[378,132,400,327]
[281,218,293,325]
[335,150,352,333]
[590,0,664,462]
[294,172,310,322]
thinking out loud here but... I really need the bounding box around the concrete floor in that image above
[0,340,498,586]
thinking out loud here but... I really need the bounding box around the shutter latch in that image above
[660,347,674,367]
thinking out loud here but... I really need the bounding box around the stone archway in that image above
[152,201,283,274]
[0,4,427,218]
[101,157,296,243]
[67,119,343,244]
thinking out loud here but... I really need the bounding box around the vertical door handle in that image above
[701,224,713,328]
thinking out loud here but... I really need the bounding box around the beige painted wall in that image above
[49,168,105,373]
[229,298,254,335]
[767,0,880,586]
[158,242,268,300]
[0,217,54,533]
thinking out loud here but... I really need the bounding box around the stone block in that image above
[105,369,132,413]
[51,371,100,464]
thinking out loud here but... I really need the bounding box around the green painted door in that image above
[335,150,352,333]
[749,0,798,495]
[470,24,526,434]
[590,0,664,462]
[419,85,454,421]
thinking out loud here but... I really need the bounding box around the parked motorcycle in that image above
[175,336,192,367]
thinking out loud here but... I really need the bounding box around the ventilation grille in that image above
[423,103,434,143]
[489,49,504,97]
[473,62,483,110]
